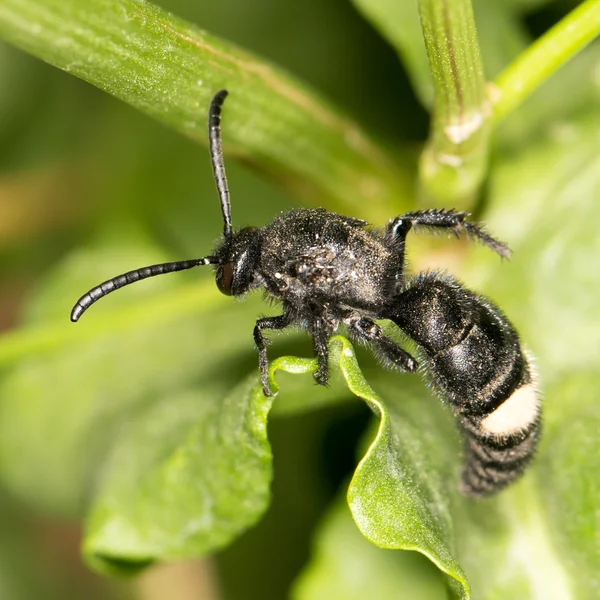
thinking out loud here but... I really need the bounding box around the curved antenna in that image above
[209,90,232,238]
[70,257,217,322]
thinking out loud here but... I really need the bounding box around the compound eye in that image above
[216,262,234,296]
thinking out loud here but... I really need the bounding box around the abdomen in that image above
[390,274,541,496]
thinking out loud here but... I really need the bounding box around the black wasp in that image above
[72,90,541,496]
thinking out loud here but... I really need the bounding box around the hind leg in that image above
[346,316,418,372]
[386,209,510,258]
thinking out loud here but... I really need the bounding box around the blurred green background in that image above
[1,0,599,599]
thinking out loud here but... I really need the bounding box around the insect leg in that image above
[311,318,333,386]
[386,209,510,258]
[253,313,293,397]
[346,317,418,372]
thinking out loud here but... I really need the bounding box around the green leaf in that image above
[84,376,271,573]
[290,352,594,600]
[83,352,343,574]
[292,499,446,600]
[275,339,468,597]
[79,335,472,586]
[0,0,412,220]
[340,369,468,596]
[296,338,597,600]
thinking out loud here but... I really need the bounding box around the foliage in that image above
[0,0,599,598]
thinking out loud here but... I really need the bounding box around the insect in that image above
[71,90,541,496]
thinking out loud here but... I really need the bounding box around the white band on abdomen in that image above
[480,383,540,436]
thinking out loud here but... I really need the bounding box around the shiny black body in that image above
[71,90,540,496]
[392,274,540,495]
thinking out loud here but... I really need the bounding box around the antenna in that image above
[71,91,233,323]
[209,89,232,238]
[70,257,218,322]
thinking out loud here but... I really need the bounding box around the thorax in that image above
[257,209,399,316]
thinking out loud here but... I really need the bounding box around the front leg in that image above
[346,317,418,372]
[253,313,293,397]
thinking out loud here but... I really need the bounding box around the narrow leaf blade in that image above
[0,0,411,219]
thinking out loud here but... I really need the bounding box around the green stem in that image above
[492,0,600,122]
[0,0,411,220]
[418,0,490,208]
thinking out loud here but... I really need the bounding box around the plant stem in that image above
[492,0,600,122]
[418,0,490,209]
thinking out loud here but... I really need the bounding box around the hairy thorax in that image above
[258,209,398,315]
